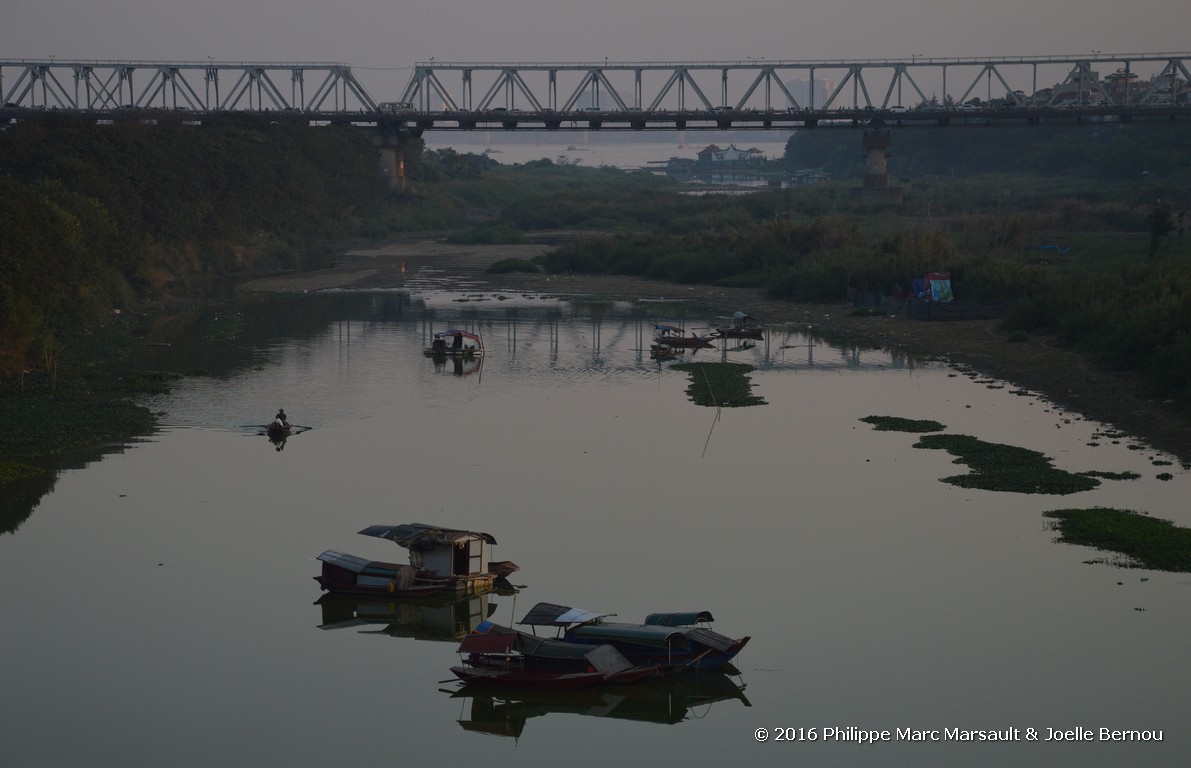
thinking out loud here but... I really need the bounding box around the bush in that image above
[486,258,540,274]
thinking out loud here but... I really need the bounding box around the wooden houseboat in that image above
[315,523,518,598]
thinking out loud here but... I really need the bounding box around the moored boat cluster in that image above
[315,524,750,689]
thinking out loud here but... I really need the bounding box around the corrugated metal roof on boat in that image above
[583,644,634,676]
[684,627,740,653]
[316,550,370,573]
[518,602,611,627]
[458,627,602,662]
[571,623,683,648]
[316,550,402,577]
[358,523,498,549]
[644,611,714,626]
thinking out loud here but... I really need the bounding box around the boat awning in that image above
[644,611,714,626]
[654,324,684,334]
[582,644,633,677]
[518,602,612,627]
[685,627,744,653]
[316,550,372,574]
[434,329,482,344]
[358,523,498,550]
[570,623,684,648]
[459,631,519,655]
[315,550,403,577]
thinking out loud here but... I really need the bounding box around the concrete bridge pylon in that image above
[373,130,418,192]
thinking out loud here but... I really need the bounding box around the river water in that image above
[1,282,1188,767]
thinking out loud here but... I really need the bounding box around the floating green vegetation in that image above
[672,363,766,407]
[1081,470,1141,481]
[0,460,43,484]
[0,393,157,461]
[1157,473,1173,481]
[1152,459,1173,466]
[86,370,184,396]
[859,415,945,433]
[913,433,1099,494]
[1044,507,1191,572]
[204,311,245,341]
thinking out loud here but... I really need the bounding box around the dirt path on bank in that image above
[238,236,1191,464]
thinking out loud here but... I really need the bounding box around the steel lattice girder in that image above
[0,60,376,112]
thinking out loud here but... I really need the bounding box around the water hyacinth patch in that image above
[913,433,1099,494]
[859,416,945,433]
[1045,507,1191,572]
[672,362,766,407]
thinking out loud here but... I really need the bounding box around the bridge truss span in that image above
[399,53,1191,114]
[2,53,1188,129]
[0,59,377,113]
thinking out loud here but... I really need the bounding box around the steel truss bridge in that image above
[2,53,1188,130]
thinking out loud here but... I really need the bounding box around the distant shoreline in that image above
[238,236,1191,466]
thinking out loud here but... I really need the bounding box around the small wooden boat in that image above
[315,523,519,597]
[652,323,714,349]
[425,329,484,357]
[265,419,292,450]
[711,311,764,340]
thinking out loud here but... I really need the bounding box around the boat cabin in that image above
[315,523,518,597]
[426,329,484,357]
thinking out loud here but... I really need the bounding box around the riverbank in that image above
[238,236,1191,465]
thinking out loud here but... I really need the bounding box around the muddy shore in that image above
[239,237,1191,464]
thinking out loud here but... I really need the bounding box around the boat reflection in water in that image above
[448,669,750,738]
[428,353,483,377]
[315,589,514,643]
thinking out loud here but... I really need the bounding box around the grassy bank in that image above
[538,175,1190,409]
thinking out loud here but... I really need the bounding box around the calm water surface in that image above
[2,286,1188,767]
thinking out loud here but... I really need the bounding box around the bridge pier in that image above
[862,126,891,188]
[373,130,419,192]
[850,124,902,201]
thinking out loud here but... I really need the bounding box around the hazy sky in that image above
[4,0,1188,99]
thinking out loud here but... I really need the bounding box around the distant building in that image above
[697,144,765,163]
[784,77,837,109]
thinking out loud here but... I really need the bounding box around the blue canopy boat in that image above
[516,602,750,672]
